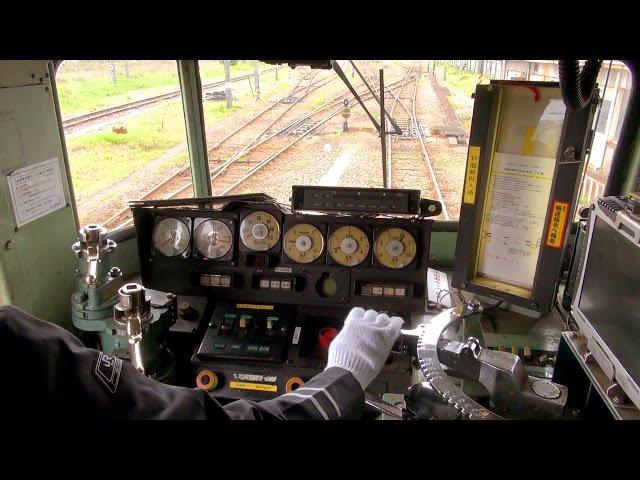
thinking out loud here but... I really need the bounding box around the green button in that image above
[258,346,271,353]
[230,344,241,350]
[224,314,237,319]
[247,345,259,352]
[214,343,226,349]
[240,314,252,320]
[266,316,279,322]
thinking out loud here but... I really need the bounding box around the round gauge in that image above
[239,211,280,251]
[328,225,370,267]
[152,218,190,257]
[194,220,233,259]
[283,223,324,264]
[374,227,417,269]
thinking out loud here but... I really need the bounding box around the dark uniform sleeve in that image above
[0,306,364,420]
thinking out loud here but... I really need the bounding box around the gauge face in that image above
[328,225,370,266]
[283,223,324,264]
[152,218,190,257]
[194,219,233,259]
[239,211,280,251]
[374,227,417,269]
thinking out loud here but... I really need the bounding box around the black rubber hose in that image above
[558,60,603,111]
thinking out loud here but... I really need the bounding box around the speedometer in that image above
[328,225,369,266]
[152,218,190,257]
[374,227,417,269]
[283,223,324,264]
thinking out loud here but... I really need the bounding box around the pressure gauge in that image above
[239,211,280,251]
[194,219,233,259]
[374,227,417,269]
[283,223,324,264]
[152,218,190,257]
[328,225,370,266]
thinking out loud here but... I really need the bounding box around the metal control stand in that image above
[71,224,125,353]
[366,302,569,420]
[70,225,177,383]
[112,283,177,383]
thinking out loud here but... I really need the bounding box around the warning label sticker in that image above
[235,304,274,310]
[230,381,278,393]
[463,146,481,204]
[545,200,570,248]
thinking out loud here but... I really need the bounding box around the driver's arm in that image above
[0,305,401,420]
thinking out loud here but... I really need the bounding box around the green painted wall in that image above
[0,61,77,327]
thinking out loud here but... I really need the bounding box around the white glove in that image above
[325,307,404,391]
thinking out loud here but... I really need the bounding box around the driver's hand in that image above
[325,307,404,391]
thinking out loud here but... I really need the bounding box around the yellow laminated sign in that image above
[464,146,481,204]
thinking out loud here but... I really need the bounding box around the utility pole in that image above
[124,61,130,77]
[109,60,117,84]
[275,64,279,81]
[224,60,232,108]
[254,61,260,100]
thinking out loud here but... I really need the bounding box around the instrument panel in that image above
[134,202,432,312]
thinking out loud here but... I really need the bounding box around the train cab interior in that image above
[1,56,639,422]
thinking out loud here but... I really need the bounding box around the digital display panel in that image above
[578,216,640,386]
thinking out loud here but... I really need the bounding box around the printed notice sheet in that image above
[476,152,555,289]
[7,157,66,228]
[427,267,452,308]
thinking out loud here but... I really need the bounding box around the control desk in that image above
[132,192,435,400]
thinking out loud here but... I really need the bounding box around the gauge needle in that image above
[162,230,176,247]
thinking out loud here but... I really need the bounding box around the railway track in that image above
[118,71,337,207]
[62,67,277,132]
[202,75,415,197]
[383,61,450,220]
[104,69,411,230]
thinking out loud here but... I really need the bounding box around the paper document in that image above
[476,152,555,289]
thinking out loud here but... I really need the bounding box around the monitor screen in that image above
[578,216,640,386]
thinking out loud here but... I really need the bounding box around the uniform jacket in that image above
[0,306,364,420]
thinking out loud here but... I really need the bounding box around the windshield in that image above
[56,60,630,230]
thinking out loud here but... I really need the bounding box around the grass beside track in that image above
[442,65,491,131]
[57,60,258,116]
[67,72,297,203]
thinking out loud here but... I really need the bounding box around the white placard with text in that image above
[7,157,66,228]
